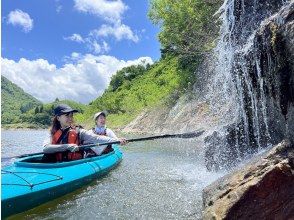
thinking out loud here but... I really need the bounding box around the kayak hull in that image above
[1,145,123,218]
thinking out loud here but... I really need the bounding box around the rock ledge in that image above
[203,140,294,220]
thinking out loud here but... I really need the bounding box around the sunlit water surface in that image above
[2,130,225,219]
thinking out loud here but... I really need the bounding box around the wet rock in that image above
[204,124,251,171]
[204,2,294,171]
[203,140,294,220]
[256,2,294,143]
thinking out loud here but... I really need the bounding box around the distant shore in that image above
[1,123,49,130]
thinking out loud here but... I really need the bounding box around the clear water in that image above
[1,130,48,167]
[1,130,225,219]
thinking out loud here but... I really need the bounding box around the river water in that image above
[1,130,225,219]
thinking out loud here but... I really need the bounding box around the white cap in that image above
[93,111,106,120]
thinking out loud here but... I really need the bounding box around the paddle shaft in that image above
[82,130,205,148]
[2,130,204,159]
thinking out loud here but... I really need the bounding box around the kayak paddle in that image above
[80,129,205,149]
[2,129,204,160]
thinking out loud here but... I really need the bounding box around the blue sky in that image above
[1,0,161,103]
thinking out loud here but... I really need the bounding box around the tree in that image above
[39,105,44,113]
[34,106,39,114]
[148,0,221,58]
[20,102,34,113]
[109,65,147,92]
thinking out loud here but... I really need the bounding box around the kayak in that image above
[1,145,123,218]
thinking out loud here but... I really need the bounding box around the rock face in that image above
[204,1,294,171]
[253,2,294,144]
[203,140,294,220]
[122,54,217,135]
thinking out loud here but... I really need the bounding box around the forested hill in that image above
[1,76,41,124]
[2,76,87,128]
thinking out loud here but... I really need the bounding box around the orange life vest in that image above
[51,127,83,162]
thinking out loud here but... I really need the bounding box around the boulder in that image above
[203,140,294,219]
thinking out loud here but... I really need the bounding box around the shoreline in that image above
[1,127,48,131]
[1,124,49,130]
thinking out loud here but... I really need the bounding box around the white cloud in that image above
[63,52,82,63]
[56,5,62,13]
[71,0,138,52]
[71,52,81,59]
[7,9,33,33]
[102,41,110,52]
[64,33,84,43]
[74,0,127,23]
[63,34,111,55]
[91,23,139,42]
[1,56,153,104]
[55,0,62,12]
[86,40,110,54]
[90,41,102,54]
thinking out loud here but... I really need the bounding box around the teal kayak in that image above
[1,145,123,218]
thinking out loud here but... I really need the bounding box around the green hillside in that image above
[78,56,196,128]
[1,76,42,125]
[20,99,88,128]
[1,76,87,128]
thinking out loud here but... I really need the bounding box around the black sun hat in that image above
[54,104,78,116]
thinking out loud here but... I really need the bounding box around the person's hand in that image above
[66,144,79,152]
[119,138,128,146]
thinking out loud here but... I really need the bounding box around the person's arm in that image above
[79,129,117,156]
[106,128,128,145]
[106,128,118,139]
[43,133,67,153]
[79,129,117,145]
[43,144,79,153]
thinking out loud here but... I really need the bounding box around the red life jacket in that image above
[51,127,83,162]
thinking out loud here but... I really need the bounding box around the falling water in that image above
[207,0,290,169]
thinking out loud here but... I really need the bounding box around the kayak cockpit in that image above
[15,149,118,168]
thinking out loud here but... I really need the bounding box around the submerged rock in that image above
[203,140,294,219]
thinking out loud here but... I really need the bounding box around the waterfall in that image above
[206,0,292,170]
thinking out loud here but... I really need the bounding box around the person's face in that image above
[96,115,106,127]
[57,112,73,128]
